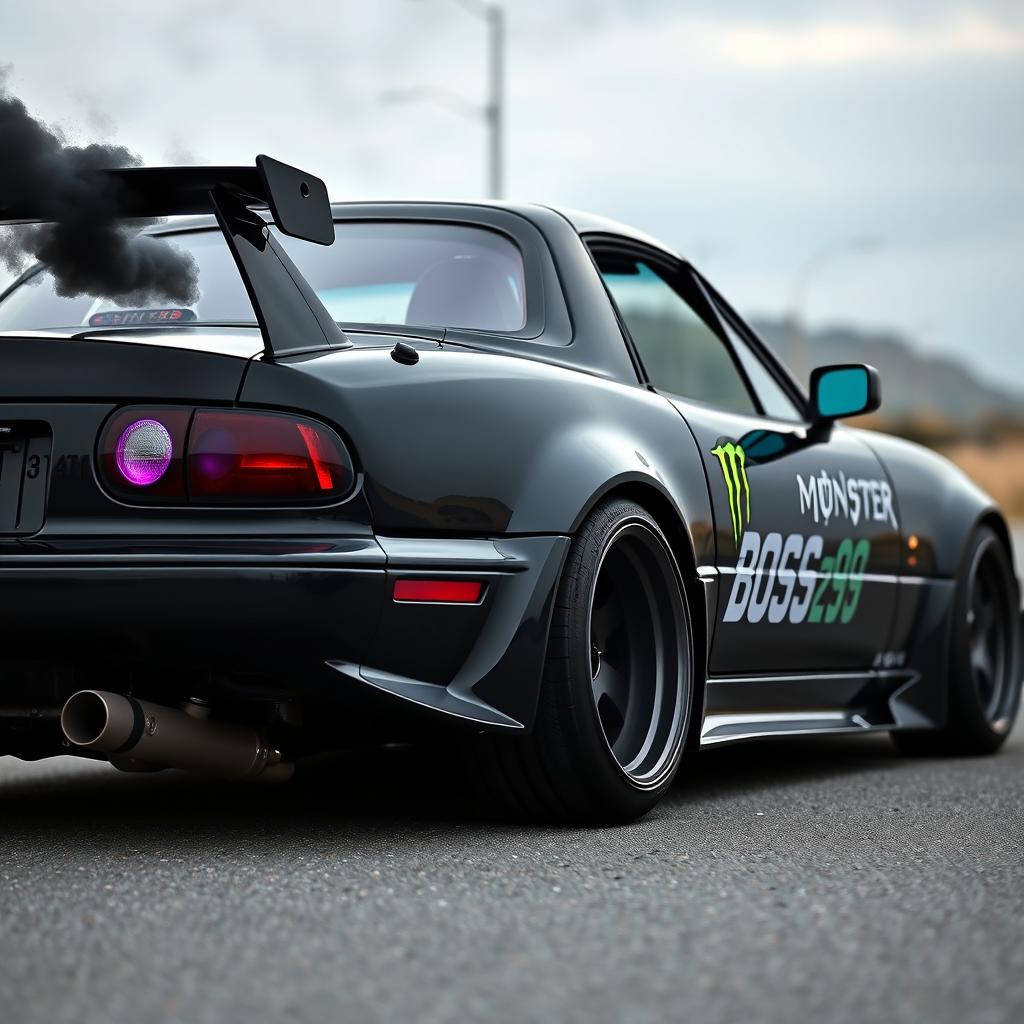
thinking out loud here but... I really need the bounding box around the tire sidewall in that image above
[948,526,1022,748]
[557,502,693,814]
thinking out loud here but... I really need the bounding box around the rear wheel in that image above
[893,525,1021,756]
[469,499,694,823]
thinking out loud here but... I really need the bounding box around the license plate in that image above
[0,426,51,535]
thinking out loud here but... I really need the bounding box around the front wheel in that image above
[468,499,694,823]
[893,524,1022,756]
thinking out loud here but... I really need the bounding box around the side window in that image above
[598,256,756,416]
[716,312,804,422]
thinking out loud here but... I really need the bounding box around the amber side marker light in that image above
[393,580,484,604]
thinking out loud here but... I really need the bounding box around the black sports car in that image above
[0,158,1020,822]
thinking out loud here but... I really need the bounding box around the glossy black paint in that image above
[0,197,1014,764]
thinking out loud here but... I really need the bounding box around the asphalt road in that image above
[0,527,1021,1024]
[1,725,1022,1024]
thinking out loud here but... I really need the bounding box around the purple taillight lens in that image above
[191,428,236,482]
[114,419,173,486]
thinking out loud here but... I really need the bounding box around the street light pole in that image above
[486,3,504,200]
[455,0,505,198]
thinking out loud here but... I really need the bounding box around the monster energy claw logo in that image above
[711,441,751,544]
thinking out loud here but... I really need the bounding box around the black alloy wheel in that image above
[893,525,1021,756]
[965,538,1018,732]
[469,498,694,823]
[587,519,689,788]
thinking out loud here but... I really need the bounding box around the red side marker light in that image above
[393,579,484,604]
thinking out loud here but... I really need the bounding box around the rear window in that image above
[0,221,527,334]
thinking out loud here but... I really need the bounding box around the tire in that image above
[468,498,694,824]
[892,524,1022,756]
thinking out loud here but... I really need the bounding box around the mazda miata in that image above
[0,158,1019,821]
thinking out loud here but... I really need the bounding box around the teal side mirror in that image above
[810,364,880,421]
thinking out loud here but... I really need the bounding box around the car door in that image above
[590,240,901,676]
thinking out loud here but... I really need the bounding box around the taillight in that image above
[99,407,354,505]
[189,410,351,502]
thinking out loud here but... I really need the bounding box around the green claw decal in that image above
[711,441,751,544]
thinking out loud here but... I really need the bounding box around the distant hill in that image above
[750,318,1022,427]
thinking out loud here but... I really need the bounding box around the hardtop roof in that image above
[149,201,682,259]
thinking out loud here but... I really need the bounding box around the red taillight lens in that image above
[393,579,484,604]
[188,410,352,502]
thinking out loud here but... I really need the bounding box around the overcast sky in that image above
[2,0,1022,390]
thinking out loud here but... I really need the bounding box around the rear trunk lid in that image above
[0,327,261,401]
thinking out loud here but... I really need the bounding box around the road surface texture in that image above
[0,526,1021,1024]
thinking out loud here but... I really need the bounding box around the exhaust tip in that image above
[59,690,277,778]
[61,690,114,747]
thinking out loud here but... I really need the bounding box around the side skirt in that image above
[699,669,924,746]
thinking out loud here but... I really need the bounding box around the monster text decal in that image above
[796,470,897,529]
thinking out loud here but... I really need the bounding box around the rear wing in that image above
[0,155,349,360]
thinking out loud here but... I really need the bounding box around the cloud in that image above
[711,11,1024,68]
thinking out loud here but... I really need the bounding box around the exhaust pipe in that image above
[60,690,291,780]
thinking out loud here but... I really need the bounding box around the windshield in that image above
[0,221,527,334]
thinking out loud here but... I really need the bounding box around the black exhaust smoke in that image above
[0,68,199,305]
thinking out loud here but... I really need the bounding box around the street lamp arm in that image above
[790,236,882,320]
[787,235,882,382]
[379,86,485,122]
[408,0,495,21]
[452,0,494,19]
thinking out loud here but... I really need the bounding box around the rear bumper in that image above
[0,539,387,676]
[0,534,569,733]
